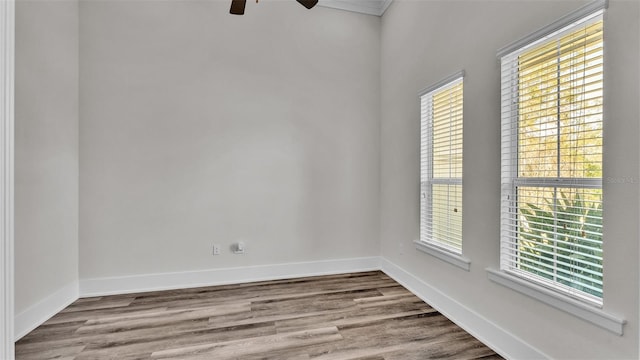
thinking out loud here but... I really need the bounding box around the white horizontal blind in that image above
[421,77,463,254]
[500,12,604,304]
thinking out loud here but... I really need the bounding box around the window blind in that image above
[500,12,604,304]
[421,76,463,254]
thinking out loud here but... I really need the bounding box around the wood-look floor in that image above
[16,271,502,360]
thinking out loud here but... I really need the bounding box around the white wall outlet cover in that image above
[234,241,246,254]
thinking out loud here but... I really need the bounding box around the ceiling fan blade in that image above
[230,0,246,15]
[296,0,318,9]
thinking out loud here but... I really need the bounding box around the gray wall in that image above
[14,0,640,357]
[79,1,381,279]
[15,0,79,314]
[380,0,639,358]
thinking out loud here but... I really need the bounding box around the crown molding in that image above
[318,0,393,16]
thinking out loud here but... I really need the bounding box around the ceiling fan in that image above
[230,0,319,15]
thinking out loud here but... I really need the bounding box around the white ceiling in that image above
[318,0,393,16]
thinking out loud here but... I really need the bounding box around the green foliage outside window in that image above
[518,191,603,298]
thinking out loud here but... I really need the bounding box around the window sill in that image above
[486,268,625,335]
[414,240,471,271]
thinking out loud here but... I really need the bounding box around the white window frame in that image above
[489,0,625,335]
[501,9,605,306]
[417,71,470,271]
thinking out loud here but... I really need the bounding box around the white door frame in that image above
[0,0,14,358]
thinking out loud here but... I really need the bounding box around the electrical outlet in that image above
[212,244,221,255]
[233,241,246,254]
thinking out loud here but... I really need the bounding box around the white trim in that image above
[380,258,548,360]
[318,0,392,17]
[80,257,381,297]
[513,177,602,189]
[497,0,608,58]
[414,240,470,271]
[418,70,465,97]
[499,2,606,308]
[14,281,79,341]
[0,0,14,357]
[379,0,393,15]
[486,268,625,335]
[419,72,464,256]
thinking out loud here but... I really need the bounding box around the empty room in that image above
[1,0,639,358]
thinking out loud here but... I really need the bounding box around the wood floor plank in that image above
[61,298,135,313]
[150,326,343,359]
[75,302,251,334]
[352,292,415,303]
[14,345,85,360]
[15,319,211,357]
[75,320,278,359]
[43,306,169,326]
[15,271,502,360]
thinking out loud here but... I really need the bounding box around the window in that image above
[420,73,464,256]
[500,10,604,305]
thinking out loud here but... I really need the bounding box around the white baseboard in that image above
[14,281,79,341]
[379,258,548,360]
[80,257,381,297]
[18,256,545,360]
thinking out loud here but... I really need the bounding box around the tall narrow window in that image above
[500,11,604,304]
[420,74,463,254]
